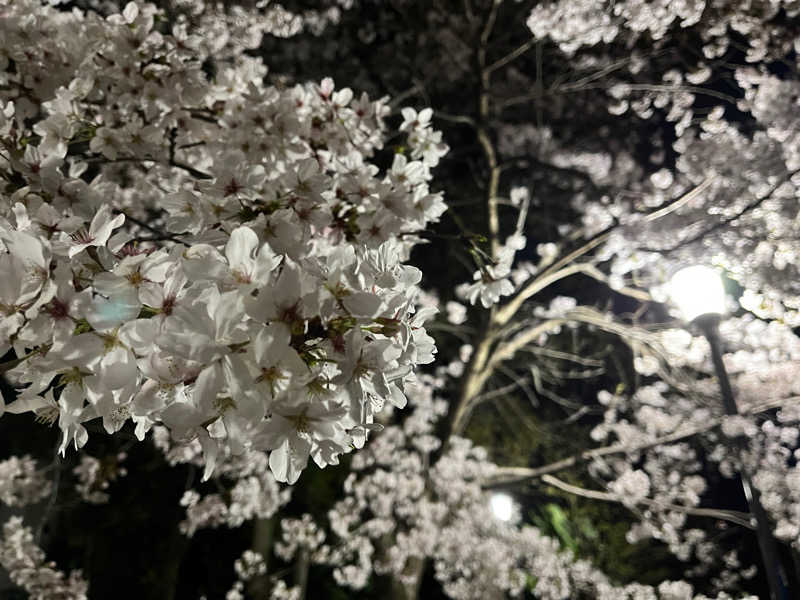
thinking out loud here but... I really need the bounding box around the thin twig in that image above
[35,438,62,545]
[433,112,477,127]
[170,159,213,180]
[114,210,185,245]
[486,38,536,74]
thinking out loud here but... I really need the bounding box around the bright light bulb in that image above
[669,265,727,322]
[489,493,513,522]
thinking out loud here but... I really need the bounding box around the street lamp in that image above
[489,492,514,522]
[669,266,789,600]
[668,265,727,322]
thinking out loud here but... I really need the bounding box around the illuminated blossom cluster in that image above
[72,452,127,505]
[0,455,87,599]
[272,374,750,599]
[602,107,800,320]
[596,316,800,560]
[275,514,326,562]
[590,386,720,568]
[527,0,798,61]
[224,550,271,600]
[0,455,52,507]
[0,517,89,600]
[149,426,291,536]
[752,421,800,549]
[519,0,800,329]
[0,0,445,483]
[591,326,800,571]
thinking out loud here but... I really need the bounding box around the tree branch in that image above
[493,178,712,328]
[486,38,536,74]
[642,167,800,255]
[494,256,607,327]
[539,474,755,530]
[484,396,795,487]
[443,0,504,445]
[451,319,567,435]
[114,210,185,245]
[476,0,502,259]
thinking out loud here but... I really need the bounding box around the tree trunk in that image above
[390,556,425,600]
[294,548,310,600]
[247,515,277,598]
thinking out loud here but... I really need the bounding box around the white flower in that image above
[224,226,281,291]
[248,322,309,402]
[255,398,348,484]
[399,107,433,132]
[445,301,467,325]
[59,205,125,259]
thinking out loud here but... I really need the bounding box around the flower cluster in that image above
[275,514,326,562]
[72,453,127,505]
[0,455,82,597]
[0,517,89,600]
[457,192,529,308]
[286,373,759,599]
[0,1,445,483]
[590,360,800,577]
[149,426,291,536]
[225,550,270,600]
[0,455,52,507]
[527,0,797,61]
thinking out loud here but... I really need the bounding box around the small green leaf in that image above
[73,318,93,335]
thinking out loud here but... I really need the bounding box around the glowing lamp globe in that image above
[489,493,514,522]
[669,266,727,322]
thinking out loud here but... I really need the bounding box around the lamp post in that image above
[489,492,514,522]
[669,266,789,600]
